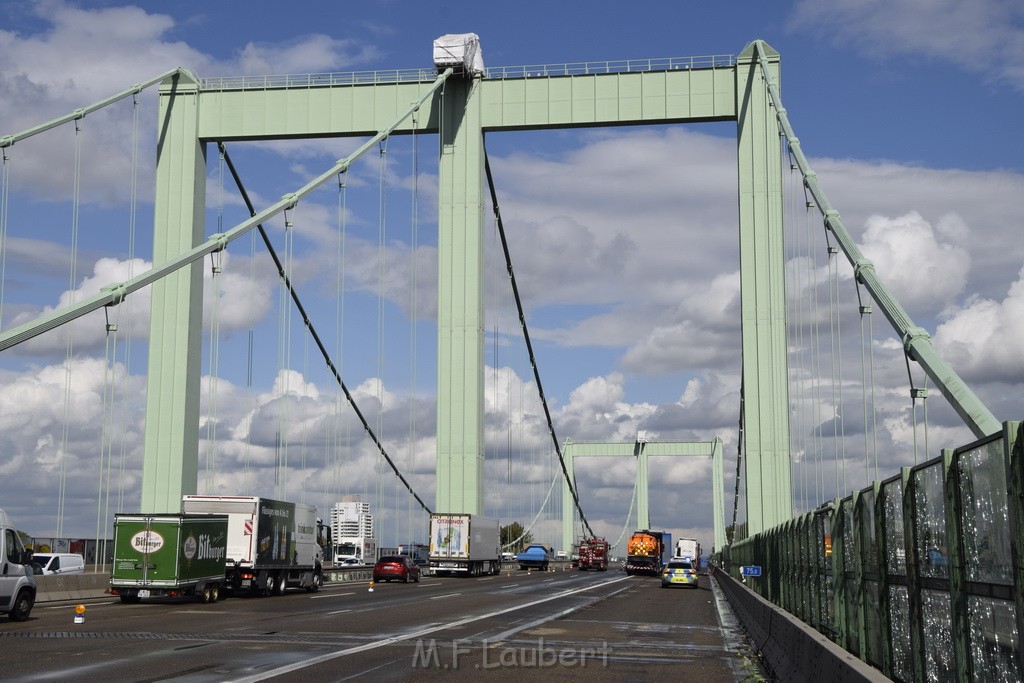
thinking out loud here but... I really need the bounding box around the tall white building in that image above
[330,497,376,562]
[331,499,373,537]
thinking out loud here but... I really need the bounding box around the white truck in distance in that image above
[181,495,328,596]
[334,537,376,565]
[428,513,501,577]
[674,538,701,565]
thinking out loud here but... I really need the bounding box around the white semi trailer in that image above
[428,513,500,577]
[181,495,329,596]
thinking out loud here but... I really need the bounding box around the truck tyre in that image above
[273,572,288,595]
[262,573,274,597]
[9,588,34,621]
[306,571,323,593]
[119,593,140,604]
[201,585,213,603]
[210,584,221,602]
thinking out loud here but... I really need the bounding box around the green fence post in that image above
[943,447,968,682]
[902,465,926,683]
[1007,421,1024,678]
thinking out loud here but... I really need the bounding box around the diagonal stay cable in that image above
[482,141,595,539]
[0,68,452,353]
[751,40,998,439]
[218,142,431,516]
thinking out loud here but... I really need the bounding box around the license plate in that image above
[241,579,251,587]
[137,589,150,598]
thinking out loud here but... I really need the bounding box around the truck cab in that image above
[1,508,36,622]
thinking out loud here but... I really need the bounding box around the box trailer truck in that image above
[181,495,328,596]
[109,513,228,604]
[428,513,500,577]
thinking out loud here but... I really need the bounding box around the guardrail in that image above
[34,559,585,603]
[715,568,888,681]
[199,55,737,91]
[721,421,1023,681]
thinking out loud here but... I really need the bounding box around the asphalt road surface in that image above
[0,569,763,682]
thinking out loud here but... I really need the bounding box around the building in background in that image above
[330,496,377,564]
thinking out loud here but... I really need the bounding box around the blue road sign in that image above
[740,565,762,577]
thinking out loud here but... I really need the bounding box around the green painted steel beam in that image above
[193,68,737,142]
[435,76,486,515]
[142,69,205,513]
[751,40,1000,440]
[1,67,183,149]
[477,69,735,129]
[712,438,726,551]
[737,41,792,534]
[557,440,723,457]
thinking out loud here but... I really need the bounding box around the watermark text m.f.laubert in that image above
[411,638,611,669]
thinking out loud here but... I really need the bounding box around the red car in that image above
[373,555,421,583]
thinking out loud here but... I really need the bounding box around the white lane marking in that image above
[327,609,352,615]
[310,591,355,599]
[488,583,634,642]
[231,574,633,682]
[429,592,462,600]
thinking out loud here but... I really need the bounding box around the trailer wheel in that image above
[9,589,34,621]
[201,585,213,603]
[262,573,274,597]
[306,570,322,593]
[210,584,221,602]
[273,572,288,595]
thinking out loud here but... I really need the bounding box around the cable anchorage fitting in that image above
[101,282,130,306]
[853,259,875,283]
[208,232,229,253]
[280,192,299,210]
[901,326,931,357]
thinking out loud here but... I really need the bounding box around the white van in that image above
[31,553,85,576]
[1,507,36,621]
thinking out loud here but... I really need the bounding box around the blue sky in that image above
[0,0,1022,552]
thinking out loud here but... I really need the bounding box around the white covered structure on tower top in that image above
[433,33,485,75]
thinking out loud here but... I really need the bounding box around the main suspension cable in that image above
[482,141,595,539]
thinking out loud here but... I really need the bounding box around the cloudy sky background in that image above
[0,1,1022,554]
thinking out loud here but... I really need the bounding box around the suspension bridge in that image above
[0,37,1020,681]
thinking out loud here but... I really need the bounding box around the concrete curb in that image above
[36,561,572,603]
[714,568,889,682]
